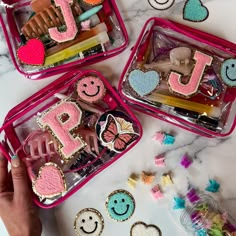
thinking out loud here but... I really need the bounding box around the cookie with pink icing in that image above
[32,162,66,199]
[168,50,213,98]
[76,76,106,103]
[37,99,86,162]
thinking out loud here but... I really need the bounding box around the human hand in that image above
[0,152,42,236]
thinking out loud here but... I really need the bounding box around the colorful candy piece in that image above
[205,179,220,193]
[81,20,91,31]
[168,51,213,98]
[173,197,186,210]
[187,188,200,204]
[141,171,155,185]
[76,76,106,103]
[180,154,193,168]
[127,173,139,189]
[17,39,45,65]
[154,153,166,167]
[37,100,86,162]
[196,229,208,236]
[208,224,224,236]
[153,132,175,145]
[151,185,164,200]
[48,0,78,43]
[32,162,66,198]
[161,172,173,187]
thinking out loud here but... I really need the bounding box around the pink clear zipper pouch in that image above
[0,69,142,208]
[0,0,128,79]
[119,17,236,138]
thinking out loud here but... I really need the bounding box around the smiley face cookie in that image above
[221,59,236,87]
[74,208,104,236]
[106,189,135,222]
[77,76,106,103]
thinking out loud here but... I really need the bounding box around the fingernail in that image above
[11,155,20,168]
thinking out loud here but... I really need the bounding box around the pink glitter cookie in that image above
[76,76,106,103]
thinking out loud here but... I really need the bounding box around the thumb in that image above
[11,156,31,200]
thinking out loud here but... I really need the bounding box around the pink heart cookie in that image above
[17,39,45,65]
[33,162,66,198]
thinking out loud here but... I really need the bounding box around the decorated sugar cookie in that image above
[168,51,213,98]
[130,222,162,236]
[76,76,106,103]
[74,208,104,236]
[106,189,135,222]
[32,162,66,198]
[17,39,45,65]
[37,99,86,162]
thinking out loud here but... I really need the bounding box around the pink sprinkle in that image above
[151,185,164,200]
[154,154,166,167]
[153,132,165,143]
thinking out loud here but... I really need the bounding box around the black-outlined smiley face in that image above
[76,76,106,103]
[221,59,236,87]
[74,208,104,236]
[106,189,135,221]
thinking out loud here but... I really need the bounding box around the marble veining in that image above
[0,0,236,235]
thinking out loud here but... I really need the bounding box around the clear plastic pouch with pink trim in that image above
[119,17,236,138]
[0,0,128,79]
[0,69,142,208]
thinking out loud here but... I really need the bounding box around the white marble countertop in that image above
[1,0,236,235]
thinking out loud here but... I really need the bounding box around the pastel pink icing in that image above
[34,164,65,197]
[77,76,106,103]
[153,132,165,143]
[168,51,213,97]
[48,0,78,43]
[38,101,85,160]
